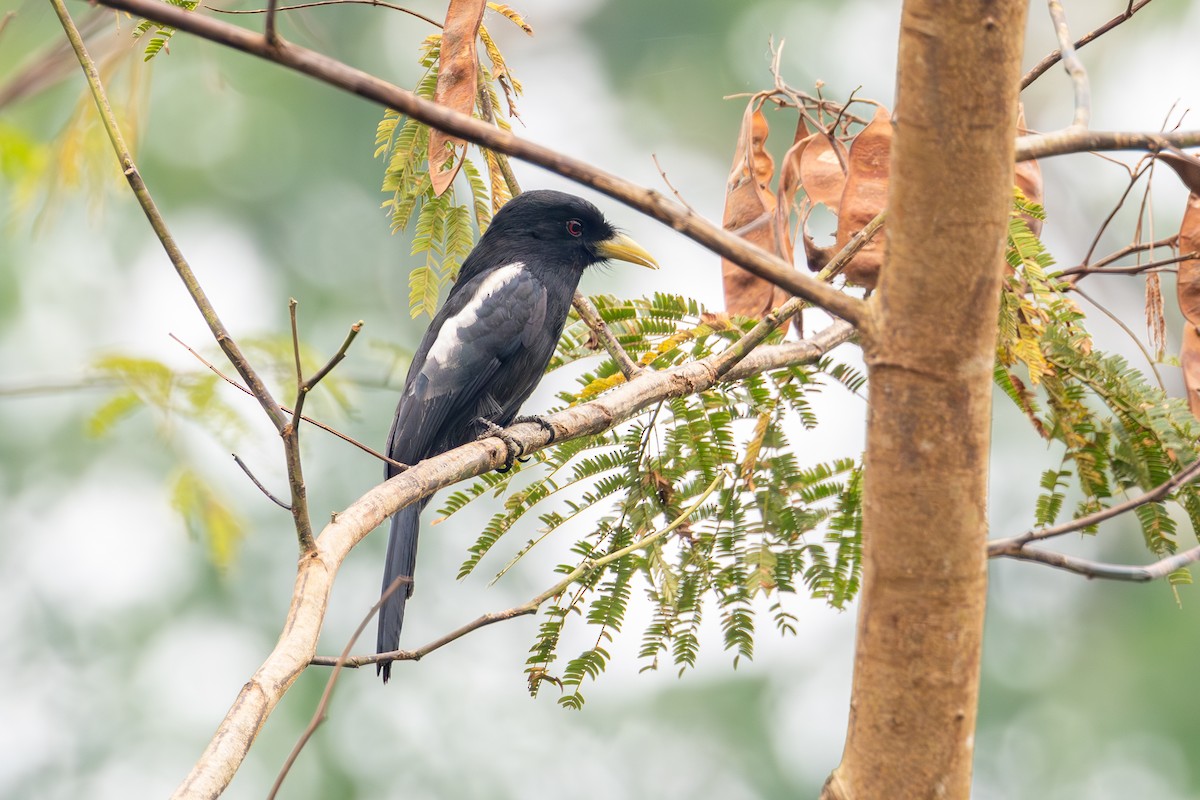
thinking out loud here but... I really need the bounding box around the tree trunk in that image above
[823,2,1028,797]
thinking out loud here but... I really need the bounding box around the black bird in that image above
[377,190,657,681]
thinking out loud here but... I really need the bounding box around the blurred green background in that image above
[2,1,1200,797]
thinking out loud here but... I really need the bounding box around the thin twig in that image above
[1080,159,1151,267]
[991,543,1200,582]
[232,454,291,510]
[210,0,442,26]
[1021,0,1154,90]
[988,457,1200,554]
[303,320,364,393]
[572,294,643,381]
[1057,251,1194,279]
[1066,234,1178,275]
[651,153,695,213]
[169,332,408,471]
[288,299,304,415]
[1046,0,1090,129]
[268,572,410,799]
[313,468,728,668]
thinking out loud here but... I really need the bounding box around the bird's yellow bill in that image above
[597,233,658,269]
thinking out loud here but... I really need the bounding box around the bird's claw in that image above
[514,414,558,445]
[475,417,523,472]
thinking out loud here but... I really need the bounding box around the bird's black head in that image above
[457,190,657,285]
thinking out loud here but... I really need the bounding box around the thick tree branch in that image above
[82,0,868,328]
[169,320,851,799]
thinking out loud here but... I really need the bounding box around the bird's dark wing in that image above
[385,263,553,468]
[378,263,557,680]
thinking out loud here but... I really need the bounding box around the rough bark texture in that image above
[822,3,1028,798]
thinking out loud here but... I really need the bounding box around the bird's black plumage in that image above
[377,190,656,681]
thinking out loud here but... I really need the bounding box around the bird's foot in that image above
[475,417,523,472]
[514,414,558,445]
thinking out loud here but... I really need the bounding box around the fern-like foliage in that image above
[132,0,200,61]
[439,294,864,706]
[375,26,523,317]
[997,192,1200,586]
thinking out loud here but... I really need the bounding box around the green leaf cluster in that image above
[132,0,200,61]
[997,195,1200,587]
[438,294,863,707]
[375,26,523,318]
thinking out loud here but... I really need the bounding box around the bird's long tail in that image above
[377,504,420,682]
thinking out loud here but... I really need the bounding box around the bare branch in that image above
[1045,0,1091,128]
[1021,0,1154,90]
[1079,159,1152,267]
[264,0,279,43]
[1070,233,1177,275]
[651,152,696,213]
[86,0,870,329]
[169,320,852,798]
[991,543,1200,582]
[1017,129,1200,162]
[232,454,291,510]
[988,457,1200,554]
[1057,251,1194,279]
[304,320,364,394]
[54,0,321,556]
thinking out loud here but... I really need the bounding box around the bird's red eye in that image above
[566,219,584,237]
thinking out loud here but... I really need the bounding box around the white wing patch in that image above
[426,262,525,366]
